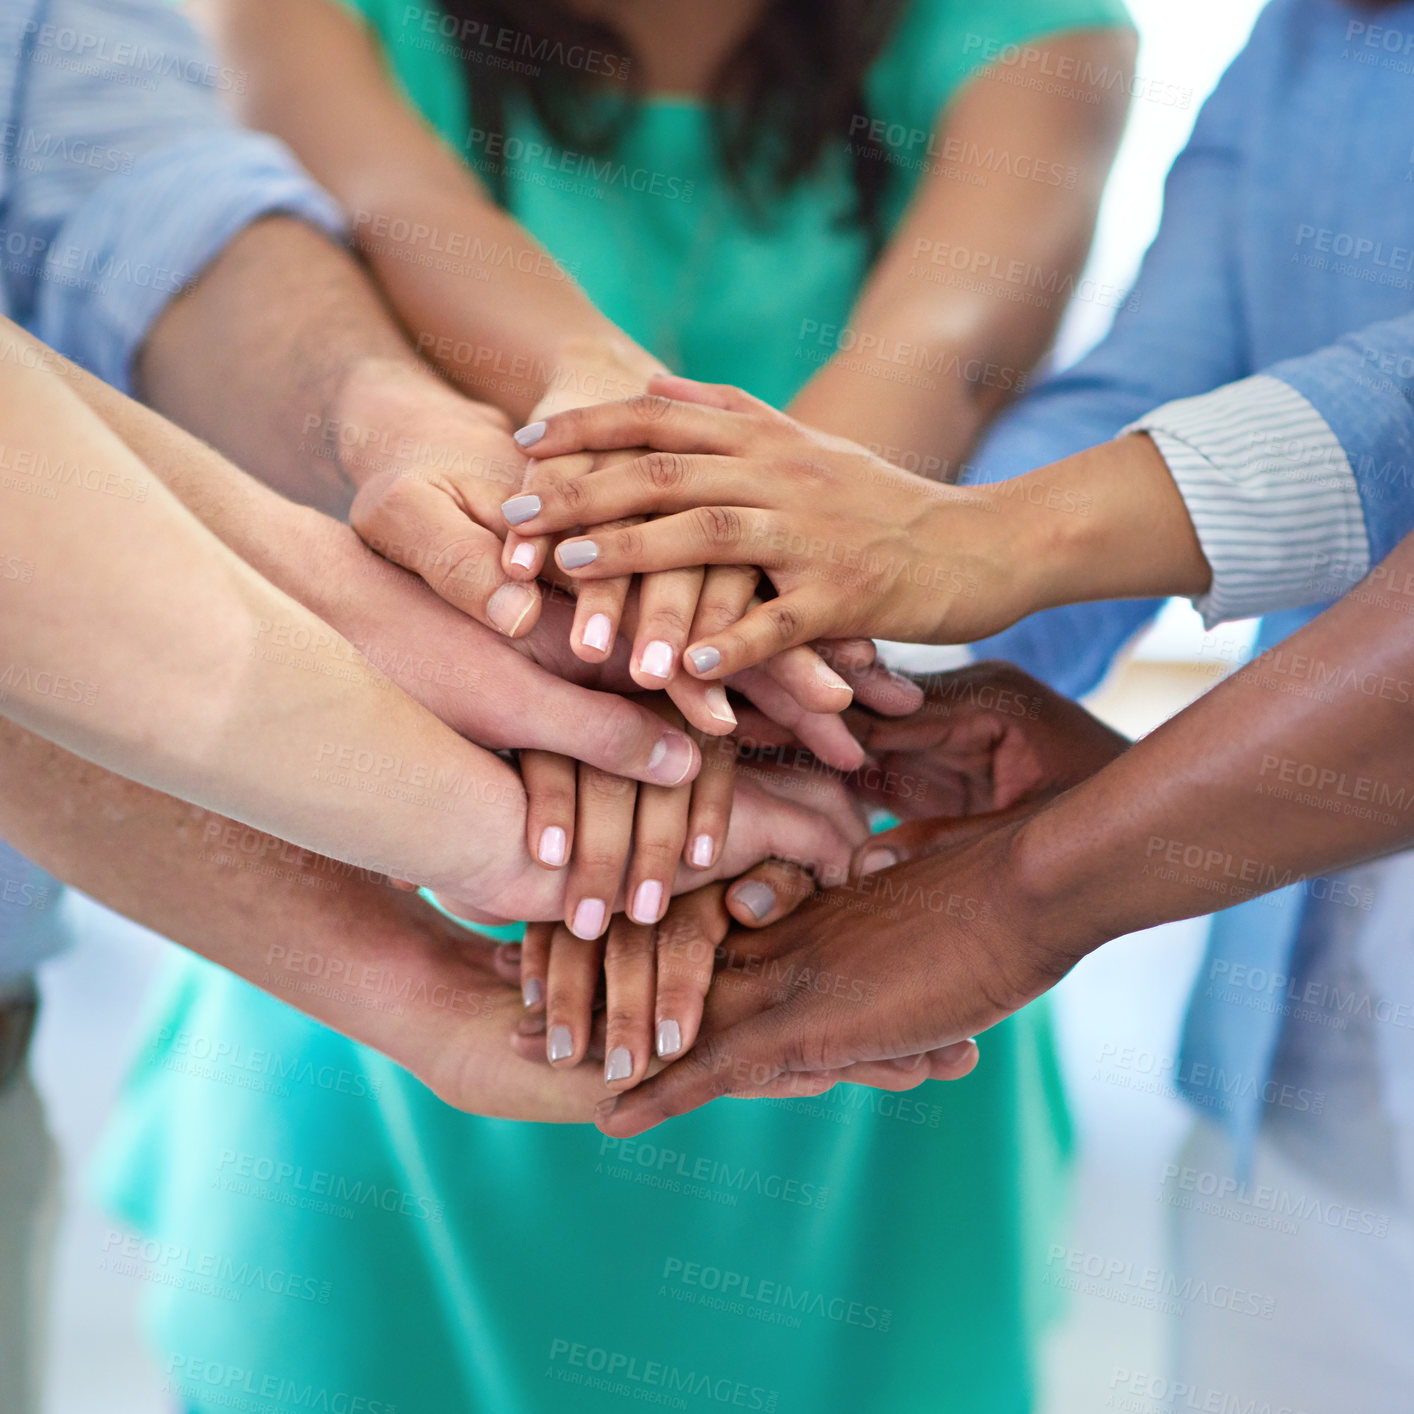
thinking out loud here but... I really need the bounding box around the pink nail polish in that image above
[510,542,536,571]
[640,640,674,680]
[631,880,664,925]
[571,897,606,939]
[581,613,612,654]
[538,826,567,867]
[690,834,714,868]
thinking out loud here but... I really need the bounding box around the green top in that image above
[98,2,1131,1410]
[344,0,1130,404]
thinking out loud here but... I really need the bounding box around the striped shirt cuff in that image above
[1125,375,1370,627]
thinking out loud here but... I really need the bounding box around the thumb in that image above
[852,803,1041,878]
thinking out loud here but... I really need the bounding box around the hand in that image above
[500,874,976,1099]
[290,514,709,787]
[334,357,544,637]
[503,355,904,744]
[845,661,1131,825]
[503,375,1039,674]
[595,815,1080,1136]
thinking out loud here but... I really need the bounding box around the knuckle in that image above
[628,393,674,423]
[584,703,649,768]
[430,536,498,599]
[764,599,804,648]
[694,505,743,548]
[642,451,688,491]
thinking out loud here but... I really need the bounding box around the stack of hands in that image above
[340,366,1136,1137]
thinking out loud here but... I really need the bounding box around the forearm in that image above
[1014,537,1414,950]
[206,0,659,420]
[136,215,455,515]
[0,720,603,1121]
[915,432,1212,643]
[0,345,532,900]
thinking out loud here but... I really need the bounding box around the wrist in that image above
[541,333,668,411]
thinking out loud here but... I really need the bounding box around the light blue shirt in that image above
[0,0,344,978]
[965,0,1414,1156]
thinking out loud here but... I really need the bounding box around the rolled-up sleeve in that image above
[5,0,344,391]
[1126,374,1369,627]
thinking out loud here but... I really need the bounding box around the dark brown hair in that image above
[436,0,909,239]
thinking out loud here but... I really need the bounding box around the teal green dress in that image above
[97,2,1130,1409]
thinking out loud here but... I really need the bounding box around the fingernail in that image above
[631,879,664,925]
[860,847,899,876]
[548,1024,572,1061]
[557,540,599,570]
[605,1047,633,1083]
[513,421,547,448]
[815,660,852,693]
[646,731,696,786]
[522,977,543,1008]
[581,612,612,654]
[538,825,567,867]
[687,645,721,675]
[571,897,606,940]
[657,1019,682,1058]
[487,582,537,636]
[510,542,536,570]
[639,639,674,680]
[733,880,776,921]
[704,687,736,727]
[690,834,714,869]
[502,493,542,524]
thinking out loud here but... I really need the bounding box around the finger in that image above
[518,923,552,1011]
[625,778,693,928]
[551,505,773,580]
[819,644,925,716]
[544,921,604,1067]
[663,673,740,738]
[501,448,589,579]
[724,859,817,929]
[631,565,705,689]
[601,914,658,1089]
[850,805,1038,878]
[683,591,837,684]
[504,678,702,788]
[730,666,865,773]
[519,751,576,871]
[684,730,737,872]
[567,519,639,662]
[493,941,521,985]
[653,884,730,1061]
[514,392,776,463]
[565,764,637,939]
[757,643,855,715]
[596,1001,801,1136]
[352,475,542,638]
[645,373,775,414]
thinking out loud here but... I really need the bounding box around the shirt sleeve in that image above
[956,16,1259,696]
[5,0,346,392]
[1126,376,1369,627]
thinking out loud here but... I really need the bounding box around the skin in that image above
[598,533,1414,1135]
[200,0,1131,684]
[507,376,1211,675]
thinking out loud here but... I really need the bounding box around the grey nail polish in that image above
[733,880,777,921]
[548,1024,572,1061]
[501,494,542,525]
[558,540,599,570]
[687,646,722,674]
[656,1019,682,1058]
[522,977,543,1008]
[605,1047,633,1083]
[513,421,547,447]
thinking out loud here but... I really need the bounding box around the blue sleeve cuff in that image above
[35,129,346,394]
